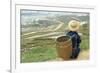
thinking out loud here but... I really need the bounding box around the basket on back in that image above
[56,36,72,60]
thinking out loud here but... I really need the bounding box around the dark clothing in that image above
[67,31,81,59]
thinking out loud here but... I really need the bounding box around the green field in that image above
[21,37,58,63]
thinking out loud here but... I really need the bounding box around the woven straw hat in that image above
[68,20,80,31]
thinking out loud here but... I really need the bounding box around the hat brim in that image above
[68,21,80,31]
[68,25,80,31]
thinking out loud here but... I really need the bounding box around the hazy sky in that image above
[21,10,89,16]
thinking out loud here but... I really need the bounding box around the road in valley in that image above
[22,21,64,39]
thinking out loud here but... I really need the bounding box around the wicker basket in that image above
[56,36,72,60]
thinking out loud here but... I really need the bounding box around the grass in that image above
[21,37,58,63]
[80,38,89,50]
[21,47,58,63]
[80,26,89,51]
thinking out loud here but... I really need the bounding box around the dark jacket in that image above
[67,31,81,58]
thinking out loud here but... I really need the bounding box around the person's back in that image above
[66,20,81,59]
[67,31,81,59]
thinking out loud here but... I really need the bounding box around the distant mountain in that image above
[21,10,89,26]
[56,15,89,24]
[21,16,59,27]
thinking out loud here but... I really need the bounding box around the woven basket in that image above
[56,36,72,60]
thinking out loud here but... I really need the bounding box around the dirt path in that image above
[53,21,64,31]
[77,49,89,60]
[25,32,61,39]
[22,32,37,36]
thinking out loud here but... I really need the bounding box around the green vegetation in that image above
[80,23,89,51]
[21,38,58,63]
[21,47,58,63]
[80,36,89,51]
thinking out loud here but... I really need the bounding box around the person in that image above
[66,20,81,59]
